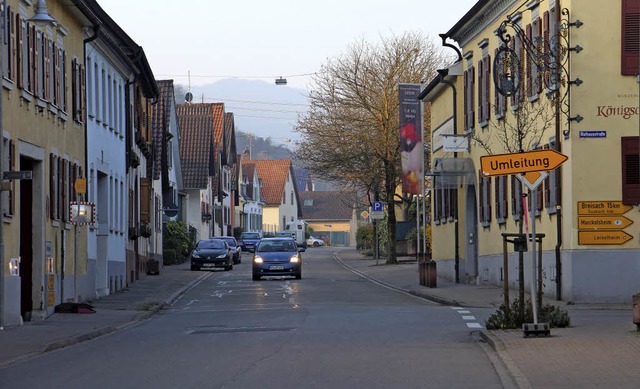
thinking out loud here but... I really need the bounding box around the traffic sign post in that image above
[577,200,634,245]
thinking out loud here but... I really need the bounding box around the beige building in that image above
[421,0,639,303]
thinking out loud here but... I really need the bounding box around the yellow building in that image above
[421,0,639,303]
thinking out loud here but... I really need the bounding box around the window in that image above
[495,175,508,224]
[290,191,294,205]
[463,61,475,132]
[477,50,491,126]
[494,47,507,119]
[478,170,492,227]
[622,137,640,203]
[621,0,640,75]
[511,175,523,221]
[71,58,85,123]
[545,140,560,213]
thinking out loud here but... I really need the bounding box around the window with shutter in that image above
[7,140,15,216]
[621,137,640,203]
[16,14,23,89]
[140,177,151,223]
[463,70,469,131]
[484,54,491,123]
[525,24,533,98]
[49,153,57,220]
[621,0,640,75]
[477,59,484,125]
[511,175,522,221]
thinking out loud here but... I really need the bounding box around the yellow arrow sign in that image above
[577,201,633,216]
[480,149,568,177]
[577,215,634,230]
[578,230,633,245]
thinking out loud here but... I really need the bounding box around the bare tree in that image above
[294,32,448,264]
[471,98,555,155]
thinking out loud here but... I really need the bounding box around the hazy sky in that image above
[97,0,478,140]
[98,0,477,90]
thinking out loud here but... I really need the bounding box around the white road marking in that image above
[462,315,476,320]
[458,310,471,314]
[467,323,483,329]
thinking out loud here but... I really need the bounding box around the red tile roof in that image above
[251,159,294,206]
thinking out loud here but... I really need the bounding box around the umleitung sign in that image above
[480,149,568,177]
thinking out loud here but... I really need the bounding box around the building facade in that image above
[423,0,639,303]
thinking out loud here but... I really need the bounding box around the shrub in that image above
[356,225,373,252]
[163,221,192,265]
[485,298,571,330]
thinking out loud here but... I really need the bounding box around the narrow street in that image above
[0,248,503,389]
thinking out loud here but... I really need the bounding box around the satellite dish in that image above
[185,92,193,103]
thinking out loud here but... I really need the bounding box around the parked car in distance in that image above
[239,231,262,252]
[190,239,233,271]
[212,236,242,264]
[252,237,304,281]
[306,236,325,247]
[275,231,295,238]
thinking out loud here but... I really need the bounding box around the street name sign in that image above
[2,170,32,180]
[577,201,633,216]
[480,149,568,177]
[578,230,633,245]
[577,215,633,230]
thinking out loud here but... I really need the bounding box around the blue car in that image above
[252,238,304,281]
[239,231,262,252]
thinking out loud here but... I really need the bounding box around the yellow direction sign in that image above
[577,201,633,216]
[480,149,568,177]
[578,230,633,245]
[577,215,634,230]
[74,178,87,194]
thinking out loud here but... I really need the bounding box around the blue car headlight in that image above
[290,255,300,263]
[191,253,201,259]
[254,256,263,264]
[216,253,228,258]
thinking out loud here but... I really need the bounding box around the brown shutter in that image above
[8,140,15,215]
[80,64,86,122]
[622,0,640,75]
[478,170,485,223]
[463,70,469,131]
[7,7,15,81]
[43,35,50,100]
[622,137,640,203]
[49,154,56,219]
[62,50,67,112]
[477,59,483,123]
[502,176,509,219]
[470,65,475,127]
[140,177,151,223]
[16,14,23,89]
[58,157,64,220]
[526,24,532,97]
[30,25,37,94]
[494,175,500,220]
[485,54,491,121]
[71,58,77,120]
[53,42,59,105]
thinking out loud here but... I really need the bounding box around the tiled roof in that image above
[299,191,354,221]
[151,80,175,180]
[251,159,293,206]
[212,104,225,195]
[176,103,215,189]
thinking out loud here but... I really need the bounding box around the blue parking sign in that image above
[372,201,384,212]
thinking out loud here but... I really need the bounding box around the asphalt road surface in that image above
[0,248,504,389]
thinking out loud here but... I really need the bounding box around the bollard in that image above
[426,260,437,288]
[633,293,640,331]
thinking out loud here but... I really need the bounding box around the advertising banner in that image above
[398,83,424,194]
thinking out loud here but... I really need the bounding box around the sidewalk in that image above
[1,249,639,388]
[0,262,209,368]
[334,248,640,389]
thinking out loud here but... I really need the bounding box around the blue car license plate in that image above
[269,265,284,270]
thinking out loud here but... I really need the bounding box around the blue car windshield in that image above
[242,233,260,239]
[197,240,226,249]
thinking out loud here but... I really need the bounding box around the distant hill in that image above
[176,78,308,142]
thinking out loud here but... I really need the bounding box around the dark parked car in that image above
[190,239,233,271]
[212,236,242,264]
[239,231,262,252]
[252,237,304,281]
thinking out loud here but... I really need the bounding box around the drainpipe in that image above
[437,34,463,284]
[438,73,460,284]
[554,90,562,301]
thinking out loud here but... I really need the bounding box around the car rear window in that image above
[241,233,260,239]
[215,237,236,247]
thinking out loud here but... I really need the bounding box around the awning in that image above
[427,158,476,188]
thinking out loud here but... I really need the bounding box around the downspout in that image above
[554,89,562,301]
[438,34,463,284]
[437,71,460,284]
[83,25,99,199]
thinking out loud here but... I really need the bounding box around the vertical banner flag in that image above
[398,83,424,194]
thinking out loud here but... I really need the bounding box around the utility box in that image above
[513,237,528,252]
